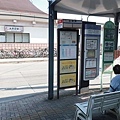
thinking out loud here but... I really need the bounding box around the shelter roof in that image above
[53,0,120,17]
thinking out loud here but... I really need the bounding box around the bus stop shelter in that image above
[48,0,120,99]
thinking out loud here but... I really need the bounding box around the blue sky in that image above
[32,0,48,13]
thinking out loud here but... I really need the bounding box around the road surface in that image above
[0,60,112,102]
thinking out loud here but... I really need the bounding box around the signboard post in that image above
[83,24,101,80]
[57,29,79,98]
[79,22,101,93]
[101,21,115,90]
[57,19,82,98]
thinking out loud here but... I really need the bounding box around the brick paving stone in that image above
[0,89,117,120]
[21,117,31,120]
[38,111,47,116]
[30,119,40,120]
[56,118,66,120]
[40,117,46,120]
[20,115,30,118]
[29,114,39,117]
[14,113,20,117]
[11,117,21,120]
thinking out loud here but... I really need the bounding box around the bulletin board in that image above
[83,24,101,80]
[57,29,79,98]
[102,21,115,72]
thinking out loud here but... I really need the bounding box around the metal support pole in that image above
[114,13,119,50]
[48,0,54,100]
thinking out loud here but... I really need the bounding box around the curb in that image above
[0,58,57,64]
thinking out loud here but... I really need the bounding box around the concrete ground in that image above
[0,58,118,120]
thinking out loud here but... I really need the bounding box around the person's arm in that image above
[109,84,116,92]
[109,77,119,92]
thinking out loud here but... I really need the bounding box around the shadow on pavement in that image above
[0,88,117,120]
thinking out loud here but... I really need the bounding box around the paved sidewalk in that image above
[0,88,117,120]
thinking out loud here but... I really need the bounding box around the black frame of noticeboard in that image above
[57,29,79,99]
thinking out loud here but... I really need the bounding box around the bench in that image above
[74,91,120,120]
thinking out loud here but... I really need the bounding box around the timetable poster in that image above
[104,52,114,62]
[60,73,76,88]
[86,39,97,50]
[60,60,76,73]
[60,46,76,59]
[85,68,97,78]
[60,31,77,45]
[85,58,97,68]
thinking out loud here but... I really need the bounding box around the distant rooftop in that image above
[0,0,46,14]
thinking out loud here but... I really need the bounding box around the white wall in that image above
[24,26,57,43]
[0,24,57,44]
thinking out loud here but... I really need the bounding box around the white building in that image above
[0,0,51,44]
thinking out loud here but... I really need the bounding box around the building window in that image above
[6,33,14,42]
[0,33,5,42]
[0,32,30,43]
[15,33,22,43]
[23,34,29,43]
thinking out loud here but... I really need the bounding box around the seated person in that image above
[109,64,120,92]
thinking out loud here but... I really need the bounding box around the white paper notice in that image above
[86,39,97,50]
[104,52,114,61]
[85,59,96,68]
[60,31,77,45]
[85,68,96,78]
[60,46,76,59]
